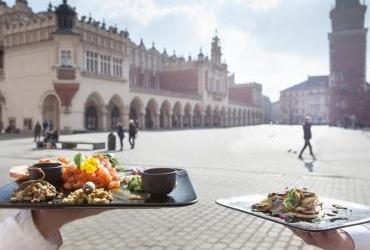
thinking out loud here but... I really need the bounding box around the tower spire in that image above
[211,31,222,64]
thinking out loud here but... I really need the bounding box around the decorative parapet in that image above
[130,86,202,101]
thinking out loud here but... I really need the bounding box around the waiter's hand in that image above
[291,228,354,250]
[32,209,107,240]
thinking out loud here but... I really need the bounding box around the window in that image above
[86,51,98,74]
[113,58,123,78]
[8,118,16,129]
[23,118,33,131]
[100,55,111,76]
[61,49,72,67]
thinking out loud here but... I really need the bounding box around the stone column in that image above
[139,113,145,130]
[168,112,173,128]
[123,107,129,129]
[200,113,205,127]
[101,112,107,131]
[179,115,184,128]
[154,114,160,130]
[189,115,193,128]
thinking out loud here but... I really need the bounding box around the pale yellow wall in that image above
[2,41,56,130]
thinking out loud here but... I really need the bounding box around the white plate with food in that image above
[216,188,370,232]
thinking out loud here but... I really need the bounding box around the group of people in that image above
[115,119,138,151]
[34,121,59,149]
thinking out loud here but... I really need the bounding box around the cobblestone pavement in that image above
[0,125,370,250]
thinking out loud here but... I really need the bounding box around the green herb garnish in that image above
[74,153,82,168]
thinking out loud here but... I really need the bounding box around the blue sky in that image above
[7,0,370,101]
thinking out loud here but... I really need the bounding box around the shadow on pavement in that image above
[303,159,315,172]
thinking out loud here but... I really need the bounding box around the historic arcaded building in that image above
[0,0,264,133]
[280,76,329,125]
[329,0,370,127]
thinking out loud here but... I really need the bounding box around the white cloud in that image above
[246,0,280,11]
[222,27,327,100]
[72,0,325,101]
[77,0,203,26]
[216,0,280,11]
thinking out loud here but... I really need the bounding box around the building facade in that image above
[271,101,280,124]
[280,76,329,125]
[262,95,272,124]
[0,0,264,133]
[329,0,370,127]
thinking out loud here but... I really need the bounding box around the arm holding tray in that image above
[0,209,105,250]
[293,223,370,250]
[342,224,370,250]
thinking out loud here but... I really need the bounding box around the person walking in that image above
[129,120,138,149]
[116,123,125,151]
[298,117,316,160]
[34,122,41,142]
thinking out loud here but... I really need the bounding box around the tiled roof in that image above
[282,75,329,92]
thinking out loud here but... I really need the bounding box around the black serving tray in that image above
[0,169,198,209]
[216,195,370,232]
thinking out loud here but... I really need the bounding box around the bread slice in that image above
[9,165,29,181]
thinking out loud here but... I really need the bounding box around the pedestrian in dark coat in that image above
[34,122,42,142]
[298,117,316,160]
[128,120,138,149]
[116,123,125,151]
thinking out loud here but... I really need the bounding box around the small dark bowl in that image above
[142,168,177,196]
[29,162,63,186]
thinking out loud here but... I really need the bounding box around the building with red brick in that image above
[329,0,370,127]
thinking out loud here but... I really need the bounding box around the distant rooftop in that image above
[281,75,329,92]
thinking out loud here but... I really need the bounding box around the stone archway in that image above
[193,104,202,127]
[252,111,256,125]
[84,92,105,131]
[0,102,2,131]
[145,98,159,130]
[42,94,61,130]
[205,105,213,127]
[0,91,4,131]
[238,109,242,126]
[85,105,98,130]
[160,100,172,129]
[107,95,125,130]
[172,102,183,128]
[228,108,232,127]
[233,109,237,126]
[213,107,220,127]
[243,110,247,126]
[220,107,226,127]
[129,97,144,129]
[183,103,192,128]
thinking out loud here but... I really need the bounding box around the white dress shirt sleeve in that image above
[342,223,370,250]
[0,210,62,250]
